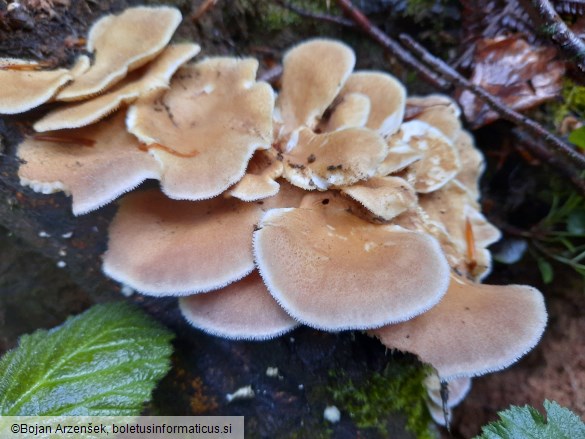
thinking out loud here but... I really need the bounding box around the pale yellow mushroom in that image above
[34,44,200,132]
[0,58,71,114]
[371,274,547,380]
[56,6,182,101]
[341,176,417,222]
[339,71,406,137]
[276,39,355,134]
[280,127,387,190]
[103,189,266,296]
[319,92,370,132]
[228,149,284,201]
[179,271,298,340]
[18,112,160,215]
[127,58,274,200]
[253,199,450,330]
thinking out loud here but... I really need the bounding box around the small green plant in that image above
[522,175,585,284]
[474,400,585,439]
[330,360,434,439]
[0,302,174,416]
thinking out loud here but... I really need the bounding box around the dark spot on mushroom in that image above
[276,152,283,161]
[307,154,316,163]
[256,200,264,205]
[289,162,305,170]
[321,198,330,205]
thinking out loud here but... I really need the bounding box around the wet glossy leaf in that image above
[458,35,565,127]
[0,302,173,416]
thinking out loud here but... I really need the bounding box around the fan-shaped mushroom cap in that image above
[371,275,547,380]
[0,58,71,114]
[103,189,266,296]
[341,176,417,221]
[339,71,406,137]
[277,39,355,133]
[57,6,182,101]
[281,127,387,190]
[228,149,284,201]
[386,120,461,193]
[406,95,462,141]
[34,44,200,132]
[253,200,450,330]
[320,92,370,132]
[179,271,298,340]
[18,112,160,215]
[127,58,274,200]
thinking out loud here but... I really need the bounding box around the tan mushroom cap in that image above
[406,95,462,141]
[339,71,406,137]
[34,44,200,132]
[425,375,472,409]
[253,202,450,330]
[341,176,417,221]
[419,180,500,279]
[276,39,355,133]
[320,93,370,132]
[18,112,160,215]
[281,127,387,190]
[371,274,547,380]
[56,6,182,101]
[228,149,284,201]
[425,375,472,426]
[103,189,265,296]
[391,120,461,193]
[127,58,274,200]
[0,58,71,114]
[453,130,485,200]
[179,271,298,340]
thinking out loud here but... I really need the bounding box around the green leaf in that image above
[536,258,554,284]
[568,126,585,150]
[475,400,585,439]
[0,302,173,416]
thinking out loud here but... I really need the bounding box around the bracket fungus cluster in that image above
[6,5,547,424]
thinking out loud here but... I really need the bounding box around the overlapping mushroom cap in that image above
[6,15,548,422]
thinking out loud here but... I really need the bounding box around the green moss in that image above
[551,80,585,127]
[329,360,435,439]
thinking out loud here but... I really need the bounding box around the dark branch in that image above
[334,0,451,90]
[399,33,585,171]
[520,0,585,76]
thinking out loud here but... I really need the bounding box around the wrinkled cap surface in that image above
[281,127,387,190]
[18,112,160,215]
[127,58,274,200]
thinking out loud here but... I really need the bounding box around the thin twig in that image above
[399,33,585,170]
[335,0,451,90]
[520,0,585,76]
[512,130,585,196]
[191,0,219,23]
[272,0,355,27]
